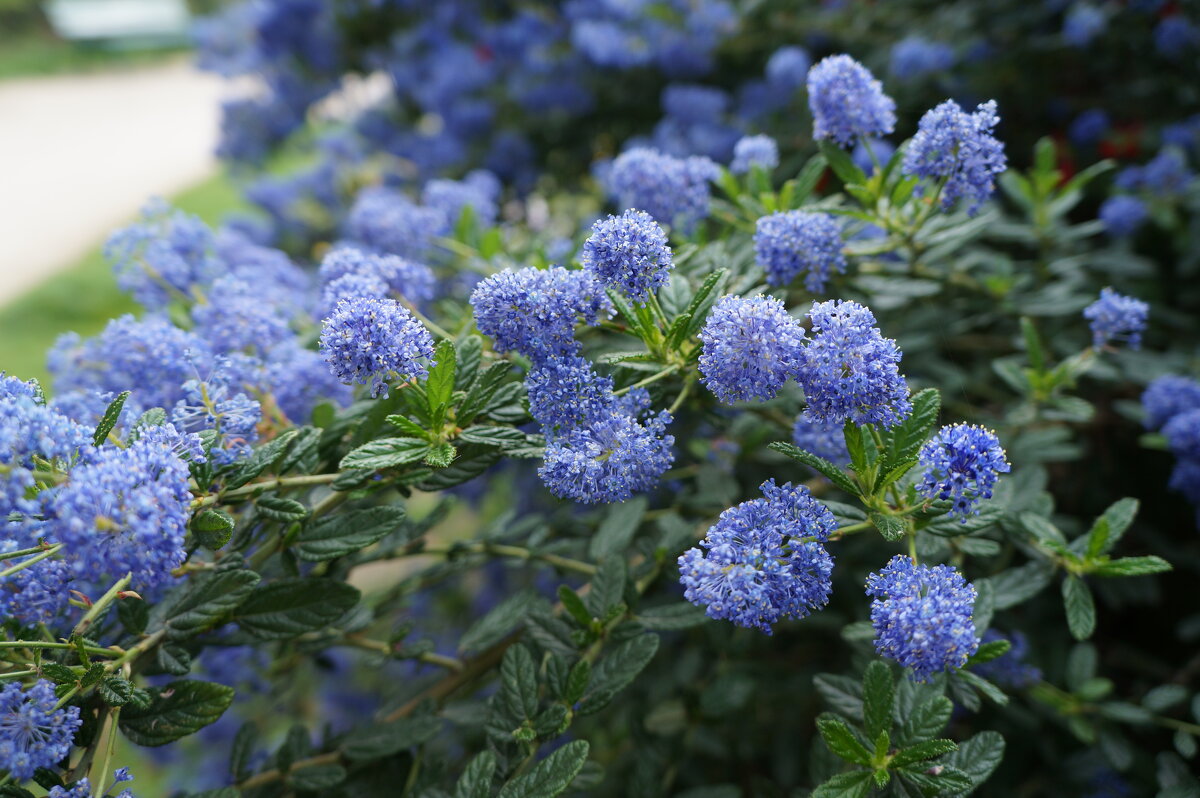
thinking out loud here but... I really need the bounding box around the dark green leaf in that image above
[293,506,407,562]
[769,442,859,497]
[342,717,441,761]
[500,644,538,721]
[156,568,261,640]
[191,509,235,551]
[426,339,458,427]
[869,512,906,542]
[900,695,953,746]
[985,560,1055,610]
[459,591,537,655]
[423,442,457,468]
[119,680,234,746]
[156,645,192,676]
[815,673,864,722]
[1062,575,1096,640]
[884,388,941,469]
[385,414,428,439]
[558,585,593,627]
[225,429,300,489]
[454,751,497,798]
[565,660,591,705]
[256,496,309,523]
[938,731,1005,793]
[1089,498,1138,554]
[497,739,589,798]
[1092,555,1171,577]
[99,676,135,706]
[862,661,894,741]
[819,140,868,187]
[966,639,1011,667]
[635,603,709,630]
[340,437,430,470]
[455,334,483,391]
[811,771,871,798]
[92,391,130,446]
[457,426,526,448]
[589,496,647,560]
[458,362,514,425]
[816,713,871,765]
[666,269,728,347]
[891,738,957,767]
[585,557,626,618]
[234,578,360,640]
[584,634,659,711]
[289,764,347,790]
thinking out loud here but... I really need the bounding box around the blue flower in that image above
[607,147,719,233]
[917,423,1011,519]
[319,246,435,304]
[973,629,1041,688]
[422,176,500,229]
[192,275,292,357]
[538,406,674,504]
[765,46,811,91]
[0,539,71,627]
[754,211,846,292]
[1069,109,1111,146]
[344,186,444,261]
[792,415,850,467]
[1,394,94,518]
[470,267,611,364]
[1142,375,1200,430]
[1164,408,1200,461]
[1156,15,1200,58]
[806,55,896,148]
[171,368,262,465]
[320,297,435,397]
[1099,196,1148,238]
[889,37,955,81]
[0,680,82,780]
[580,209,674,302]
[525,355,616,437]
[1064,4,1106,47]
[678,479,835,634]
[903,99,1007,216]
[264,342,355,424]
[1141,147,1193,196]
[320,272,390,316]
[866,555,979,682]
[730,134,779,174]
[662,84,729,123]
[1083,287,1149,349]
[49,778,134,798]
[698,295,806,404]
[798,300,912,428]
[105,199,222,310]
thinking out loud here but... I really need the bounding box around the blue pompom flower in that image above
[792,415,850,467]
[678,479,836,634]
[917,423,1011,520]
[698,295,806,404]
[470,266,612,364]
[754,211,846,292]
[580,209,674,302]
[0,680,82,780]
[866,555,979,682]
[1099,196,1148,238]
[607,147,719,233]
[903,99,1007,216]
[320,296,436,396]
[806,55,896,148]
[730,134,779,174]
[525,355,615,437]
[798,300,912,428]
[1142,375,1200,430]
[1083,287,1149,350]
[973,629,1041,689]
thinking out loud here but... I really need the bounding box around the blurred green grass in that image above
[0,31,186,80]
[0,171,245,384]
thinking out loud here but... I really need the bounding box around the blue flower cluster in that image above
[753,211,846,292]
[318,246,435,306]
[0,680,81,780]
[890,36,956,81]
[798,300,913,428]
[791,415,850,467]
[806,55,896,148]
[104,199,222,309]
[730,134,779,174]
[698,295,806,404]
[1143,375,1200,510]
[606,148,719,233]
[470,267,611,364]
[344,187,447,262]
[903,99,1007,215]
[918,424,1010,520]
[1099,196,1148,238]
[1083,287,1149,349]
[973,629,1042,688]
[678,479,836,634]
[49,776,134,798]
[320,297,435,397]
[865,555,979,682]
[580,209,674,303]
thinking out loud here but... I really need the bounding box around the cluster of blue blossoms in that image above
[902,99,1007,216]
[917,423,1012,520]
[0,680,81,781]
[1084,287,1150,350]
[753,210,846,292]
[580,210,674,303]
[1144,375,1200,509]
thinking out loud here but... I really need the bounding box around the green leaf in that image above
[385,414,428,439]
[955,670,1009,706]
[155,568,261,640]
[891,738,957,767]
[92,390,130,446]
[966,639,1012,666]
[256,496,309,523]
[455,334,483,391]
[119,680,234,746]
[289,764,347,790]
[340,437,430,470]
[985,560,1056,610]
[39,664,77,685]
[635,603,709,630]
[293,506,407,561]
[459,590,537,655]
[790,153,828,204]
[589,496,647,560]
[819,140,868,188]
[900,695,953,746]
[1062,575,1096,640]
[666,269,728,348]
[500,643,538,722]
[816,713,871,765]
[233,578,360,640]
[1091,555,1171,577]
[565,660,591,704]
[812,769,872,798]
[191,509,235,551]
[585,557,627,618]
[454,751,497,798]
[1087,497,1139,556]
[457,426,527,448]
[426,338,458,428]
[558,585,593,627]
[423,442,458,468]
[458,362,514,425]
[341,716,441,761]
[584,634,659,713]
[769,442,860,497]
[225,428,300,489]
[605,287,652,342]
[99,676,135,706]
[814,673,864,721]
[497,739,589,798]
[938,730,1005,793]
[884,389,941,469]
[897,766,973,795]
[869,512,906,542]
[862,661,894,741]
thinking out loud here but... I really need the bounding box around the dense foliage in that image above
[3,2,1200,797]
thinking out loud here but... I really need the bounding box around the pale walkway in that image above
[0,59,222,304]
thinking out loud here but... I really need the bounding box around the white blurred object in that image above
[44,0,191,43]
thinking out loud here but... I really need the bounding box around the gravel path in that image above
[0,59,222,305]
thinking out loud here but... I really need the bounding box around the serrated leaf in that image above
[985,560,1055,610]
[233,578,360,639]
[459,590,537,655]
[585,634,659,710]
[497,739,589,798]
[869,512,906,541]
[1062,575,1096,640]
[424,442,457,468]
[816,713,871,765]
[635,603,709,630]
[289,764,347,790]
[900,695,953,746]
[93,390,130,446]
[812,769,872,798]
[589,496,647,560]
[966,639,1011,666]
[769,442,860,496]
[225,429,300,489]
[293,506,407,562]
[458,362,514,425]
[585,557,626,618]
[342,716,441,761]
[815,673,864,721]
[454,750,497,798]
[500,644,538,721]
[99,676,135,706]
[667,269,728,347]
[256,496,309,523]
[558,585,593,627]
[1091,498,1138,554]
[156,569,261,640]
[1091,555,1171,577]
[884,388,940,469]
[191,509,235,551]
[938,730,1005,793]
[119,680,234,746]
[340,437,430,470]
[457,426,527,448]
[862,661,894,741]
[385,414,428,438]
[891,738,957,767]
[39,664,77,685]
[426,339,458,427]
